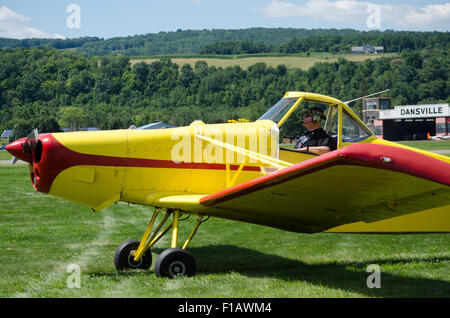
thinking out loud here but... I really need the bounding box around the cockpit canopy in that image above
[258,92,374,148]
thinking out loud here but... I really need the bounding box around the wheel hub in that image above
[169,261,186,276]
[127,250,143,268]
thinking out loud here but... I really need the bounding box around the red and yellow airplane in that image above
[6,92,450,278]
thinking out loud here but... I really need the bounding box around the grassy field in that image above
[0,150,12,160]
[396,140,450,151]
[130,53,399,70]
[0,163,449,298]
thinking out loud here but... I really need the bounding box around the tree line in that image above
[0,46,448,141]
[200,32,449,55]
[1,28,448,57]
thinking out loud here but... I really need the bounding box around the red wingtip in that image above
[5,138,32,163]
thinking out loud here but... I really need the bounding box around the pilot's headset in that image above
[309,107,326,123]
[312,111,321,123]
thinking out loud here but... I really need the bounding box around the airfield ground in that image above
[0,141,449,297]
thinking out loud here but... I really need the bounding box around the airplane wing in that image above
[193,143,450,233]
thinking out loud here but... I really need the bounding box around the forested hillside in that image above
[0,46,448,140]
[0,28,448,56]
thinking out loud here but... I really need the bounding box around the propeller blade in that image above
[11,156,18,165]
[22,128,39,153]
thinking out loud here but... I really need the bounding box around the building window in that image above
[365,101,377,110]
[379,99,390,110]
[436,123,446,134]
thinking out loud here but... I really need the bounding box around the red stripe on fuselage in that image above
[35,133,261,194]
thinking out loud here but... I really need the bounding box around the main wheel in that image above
[114,240,152,271]
[154,248,196,278]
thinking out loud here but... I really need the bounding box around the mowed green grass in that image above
[0,165,449,298]
[397,140,450,151]
[0,150,12,160]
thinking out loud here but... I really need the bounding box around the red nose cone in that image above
[5,138,32,163]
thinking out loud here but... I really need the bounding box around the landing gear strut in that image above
[114,209,206,278]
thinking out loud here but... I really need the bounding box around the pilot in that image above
[294,106,337,155]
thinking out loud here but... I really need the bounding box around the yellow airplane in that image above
[6,91,450,278]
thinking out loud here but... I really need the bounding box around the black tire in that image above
[114,240,152,271]
[154,248,196,278]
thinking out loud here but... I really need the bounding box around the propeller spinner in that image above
[6,129,39,164]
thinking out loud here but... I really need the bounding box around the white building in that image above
[373,104,450,140]
[351,44,384,54]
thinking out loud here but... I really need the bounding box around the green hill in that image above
[0,28,448,57]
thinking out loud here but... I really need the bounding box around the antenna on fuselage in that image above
[344,89,390,105]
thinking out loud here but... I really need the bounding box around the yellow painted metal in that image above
[49,165,124,211]
[73,167,96,184]
[53,120,277,163]
[43,91,449,234]
[278,148,315,164]
[195,133,290,169]
[171,210,180,248]
[201,164,450,233]
[277,97,303,128]
[147,222,173,248]
[283,91,342,105]
[133,212,172,261]
[133,209,160,261]
[52,130,129,158]
[146,194,207,214]
[227,161,247,188]
[226,163,231,187]
[49,120,279,210]
[182,216,204,249]
[147,212,171,246]
[93,193,121,212]
[325,205,450,233]
[337,103,343,149]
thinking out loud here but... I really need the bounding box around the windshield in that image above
[324,105,339,136]
[257,98,298,123]
[341,108,373,142]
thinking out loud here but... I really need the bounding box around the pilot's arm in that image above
[296,146,331,155]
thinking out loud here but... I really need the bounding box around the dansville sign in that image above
[380,104,449,119]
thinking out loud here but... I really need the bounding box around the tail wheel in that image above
[155,248,196,278]
[114,240,152,271]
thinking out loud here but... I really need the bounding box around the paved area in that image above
[431,150,450,154]
[0,160,27,165]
